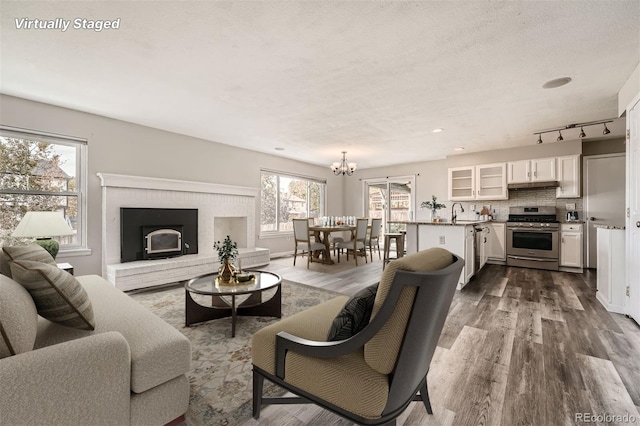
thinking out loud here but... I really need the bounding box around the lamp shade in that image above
[12,211,74,238]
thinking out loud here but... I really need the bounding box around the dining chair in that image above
[336,218,368,265]
[366,218,383,262]
[293,218,326,268]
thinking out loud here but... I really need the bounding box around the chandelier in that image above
[330,151,357,176]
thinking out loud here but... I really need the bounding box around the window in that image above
[260,170,326,235]
[0,126,88,253]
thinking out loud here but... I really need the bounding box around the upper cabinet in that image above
[448,163,507,201]
[507,157,556,183]
[556,155,581,198]
[476,163,507,200]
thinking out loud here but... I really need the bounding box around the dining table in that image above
[308,224,355,265]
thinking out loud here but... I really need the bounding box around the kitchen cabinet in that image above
[560,223,583,269]
[475,163,508,200]
[404,222,476,288]
[448,166,475,200]
[596,228,626,314]
[475,226,489,271]
[465,226,476,283]
[486,222,506,262]
[556,155,581,198]
[507,157,556,183]
[448,163,507,201]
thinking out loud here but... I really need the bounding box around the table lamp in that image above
[11,211,74,259]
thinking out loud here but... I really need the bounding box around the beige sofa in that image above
[0,251,191,426]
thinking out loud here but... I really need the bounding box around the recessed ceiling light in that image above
[275,147,285,151]
[432,128,444,133]
[542,77,572,89]
[454,146,465,151]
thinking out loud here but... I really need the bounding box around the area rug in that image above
[129,280,342,426]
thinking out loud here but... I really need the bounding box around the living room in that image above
[2,1,640,425]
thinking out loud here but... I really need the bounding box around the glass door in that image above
[364,176,415,233]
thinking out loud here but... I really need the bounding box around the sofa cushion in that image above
[33,275,192,394]
[364,247,454,375]
[0,275,38,358]
[2,244,57,278]
[327,283,379,341]
[9,260,95,331]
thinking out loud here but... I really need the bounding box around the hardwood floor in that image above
[251,255,640,425]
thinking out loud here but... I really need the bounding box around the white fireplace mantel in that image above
[97,173,258,197]
[98,173,268,290]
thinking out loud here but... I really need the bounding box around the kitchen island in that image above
[390,220,492,289]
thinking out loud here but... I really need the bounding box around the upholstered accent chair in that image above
[336,218,369,265]
[292,218,326,268]
[251,247,464,425]
[366,218,383,262]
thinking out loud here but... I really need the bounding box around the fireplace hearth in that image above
[121,208,198,263]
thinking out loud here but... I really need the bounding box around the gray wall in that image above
[1,94,345,275]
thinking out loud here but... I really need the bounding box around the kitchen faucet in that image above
[451,202,464,224]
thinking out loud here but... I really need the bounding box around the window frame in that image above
[0,126,89,256]
[259,169,327,237]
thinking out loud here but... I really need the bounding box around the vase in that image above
[431,210,438,222]
[218,259,236,282]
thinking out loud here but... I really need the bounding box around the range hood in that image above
[507,180,560,190]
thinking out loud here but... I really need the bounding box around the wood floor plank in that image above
[515,300,543,344]
[576,353,640,422]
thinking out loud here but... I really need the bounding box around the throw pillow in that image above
[9,260,95,331]
[2,244,57,278]
[327,282,379,341]
[0,275,39,358]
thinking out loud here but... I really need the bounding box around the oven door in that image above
[506,226,558,260]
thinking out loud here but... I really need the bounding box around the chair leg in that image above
[420,379,433,415]
[377,240,381,259]
[293,246,297,266]
[252,370,264,419]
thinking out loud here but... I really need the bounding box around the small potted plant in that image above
[214,235,239,282]
[420,195,447,222]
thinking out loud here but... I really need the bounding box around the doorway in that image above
[363,176,415,234]
[583,153,626,268]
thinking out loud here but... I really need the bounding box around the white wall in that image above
[1,94,345,275]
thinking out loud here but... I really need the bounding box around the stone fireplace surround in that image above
[98,173,270,291]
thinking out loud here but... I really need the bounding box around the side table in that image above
[57,262,74,275]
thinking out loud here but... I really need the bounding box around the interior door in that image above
[583,154,626,268]
[365,177,415,234]
[627,98,640,324]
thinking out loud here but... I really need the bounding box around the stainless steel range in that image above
[506,206,559,271]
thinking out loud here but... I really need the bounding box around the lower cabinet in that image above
[486,222,506,263]
[560,223,583,270]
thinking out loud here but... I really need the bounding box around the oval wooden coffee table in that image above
[184,270,282,337]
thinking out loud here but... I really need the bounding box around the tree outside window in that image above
[0,130,85,249]
[260,171,325,234]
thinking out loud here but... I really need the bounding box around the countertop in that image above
[389,220,505,227]
[594,225,626,230]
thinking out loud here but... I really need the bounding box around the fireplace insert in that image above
[143,226,183,260]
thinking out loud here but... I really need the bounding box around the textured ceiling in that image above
[1,1,638,169]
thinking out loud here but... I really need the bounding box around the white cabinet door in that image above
[464,227,475,282]
[487,223,506,261]
[531,157,557,181]
[448,166,475,200]
[507,160,530,183]
[560,224,582,268]
[556,155,581,198]
[475,163,507,200]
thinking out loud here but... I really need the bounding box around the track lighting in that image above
[533,119,614,144]
[579,127,586,138]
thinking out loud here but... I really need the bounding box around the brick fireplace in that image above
[97,173,269,290]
